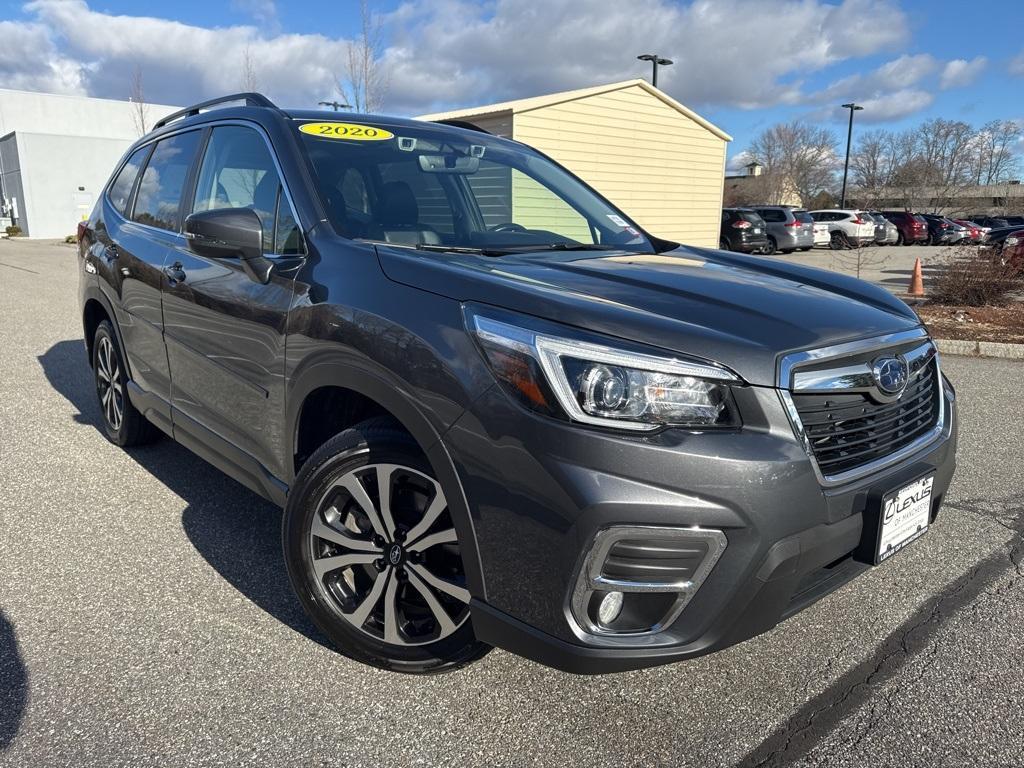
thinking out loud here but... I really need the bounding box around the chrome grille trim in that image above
[778,329,946,487]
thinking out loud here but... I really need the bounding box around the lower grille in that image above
[793,358,940,476]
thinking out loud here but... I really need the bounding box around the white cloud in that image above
[939,56,986,90]
[1007,51,1024,77]
[231,0,278,25]
[0,19,86,94]
[383,0,910,114]
[0,0,911,117]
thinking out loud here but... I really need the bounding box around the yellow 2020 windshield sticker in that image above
[299,122,394,141]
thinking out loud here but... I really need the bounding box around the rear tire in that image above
[830,231,848,250]
[763,237,777,256]
[719,238,731,251]
[92,321,160,447]
[283,417,489,674]
[896,232,905,246]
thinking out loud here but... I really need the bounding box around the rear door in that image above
[162,123,303,483]
[97,132,203,419]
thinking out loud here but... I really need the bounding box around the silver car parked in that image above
[752,205,816,255]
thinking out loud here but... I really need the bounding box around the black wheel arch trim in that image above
[286,357,488,601]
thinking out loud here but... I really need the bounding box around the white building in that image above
[0,89,179,238]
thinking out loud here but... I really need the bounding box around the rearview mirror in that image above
[418,154,480,174]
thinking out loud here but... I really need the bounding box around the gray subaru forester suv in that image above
[78,94,957,674]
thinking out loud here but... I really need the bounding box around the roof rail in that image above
[153,92,279,130]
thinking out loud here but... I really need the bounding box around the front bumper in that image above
[448,365,957,674]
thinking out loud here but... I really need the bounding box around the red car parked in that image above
[952,219,984,243]
[881,211,929,245]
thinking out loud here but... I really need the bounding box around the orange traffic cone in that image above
[908,257,925,297]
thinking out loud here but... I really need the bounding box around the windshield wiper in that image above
[413,243,512,256]
[500,243,620,252]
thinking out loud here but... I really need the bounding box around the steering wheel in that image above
[488,222,527,233]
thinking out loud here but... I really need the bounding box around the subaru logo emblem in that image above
[872,356,909,397]
[388,544,403,566]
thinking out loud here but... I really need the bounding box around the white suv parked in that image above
[809,209,876,249]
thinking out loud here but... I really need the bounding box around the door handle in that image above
[163,262,186,284]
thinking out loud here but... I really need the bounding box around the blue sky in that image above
[1,0,1021,164]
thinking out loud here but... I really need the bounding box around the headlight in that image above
[470,314,741,431]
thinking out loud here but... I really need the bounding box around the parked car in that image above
[1000,230,1024,269]
[868,211,899,244]
[861,212,887,245]
[981,225,1024,247]
[967,215,1012,229]
[77,93,958,675]
[813,221,831,247]
[881,211,929,246]
[750,205,815,254]
[720,208,769,253]
[808,209,876,248]
[952,219,985,243]
[919,214,963,245]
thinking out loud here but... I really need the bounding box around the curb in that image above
[934,338,1024,360]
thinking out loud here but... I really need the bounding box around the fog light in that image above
[597,590,624,626]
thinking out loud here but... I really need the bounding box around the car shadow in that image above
[0,610,28,752]
[37,340,329,649]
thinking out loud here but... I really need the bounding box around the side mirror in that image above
[184,208,273,283]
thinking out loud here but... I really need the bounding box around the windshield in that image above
[296,120,653,255]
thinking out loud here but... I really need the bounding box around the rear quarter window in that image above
[107,146,150,216]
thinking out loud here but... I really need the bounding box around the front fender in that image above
[284,347,490,601]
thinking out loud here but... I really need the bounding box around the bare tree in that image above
[128,65,149,137]
[967,120,1022,185]
[240,45,260,93]
[335,0,389,113]
[747,121,838,206]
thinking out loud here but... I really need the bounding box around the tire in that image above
[92,320,160,446]
[896,232,905,246]
[763,237,777,256]
[719,238,731,251]
[830,231,848,250]
[283,417,489,674]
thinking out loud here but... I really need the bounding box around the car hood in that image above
[376,244,922,387]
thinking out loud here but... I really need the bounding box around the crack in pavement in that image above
[735,495,1024,768]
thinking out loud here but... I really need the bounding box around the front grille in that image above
[792,358,940,476]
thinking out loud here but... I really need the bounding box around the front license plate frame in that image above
[855,473,935,565]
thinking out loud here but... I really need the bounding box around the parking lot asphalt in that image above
[1,238,1023,768]
[783,243,959,296]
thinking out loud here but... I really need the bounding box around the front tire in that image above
[283,418,489,674]
[92,321,160,446]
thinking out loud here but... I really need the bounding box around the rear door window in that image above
[132,131,203,232]
[757,208,786,223]
[108,146,151,216]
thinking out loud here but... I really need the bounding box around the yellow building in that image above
[417,79,732,248]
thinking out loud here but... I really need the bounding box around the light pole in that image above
[840,102,863,208]
[637,54,673,88]
[319,100,351,112]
